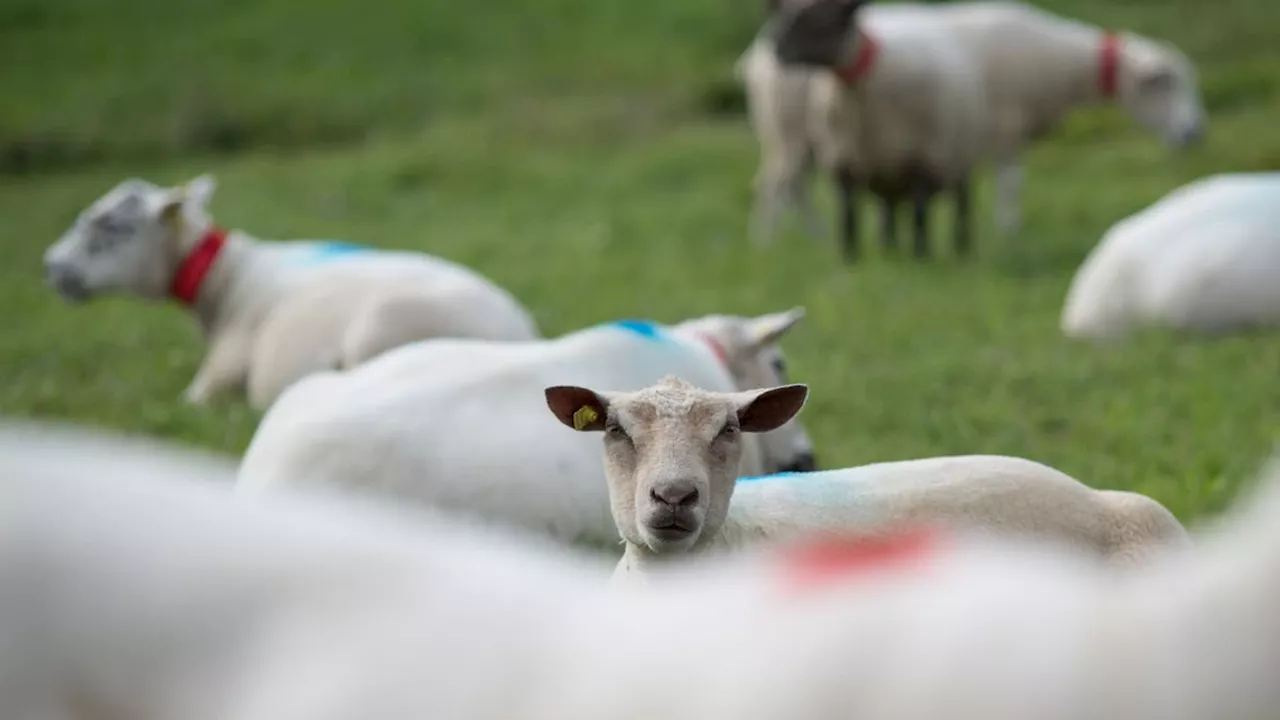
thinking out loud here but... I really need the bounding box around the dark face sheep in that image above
[768,0,866,69]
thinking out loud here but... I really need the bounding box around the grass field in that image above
[3,0,1279,523]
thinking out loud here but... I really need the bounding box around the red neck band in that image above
[1099,31,1121,98]
[169,226,228,305]
[694,332,731,368]
[835,30,878,84]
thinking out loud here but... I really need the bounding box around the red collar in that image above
[694,331,731,368]
[169,226,228,305]
[835,30,878,84]
[1099,31,1121,98]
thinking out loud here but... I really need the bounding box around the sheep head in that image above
[546,376,809,556]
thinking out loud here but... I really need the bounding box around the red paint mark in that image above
[779,527,936,592]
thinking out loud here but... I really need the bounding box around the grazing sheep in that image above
[759,0,986,261]
[41,175,541,410]
[545,376,1189,587]
[1061,173,1280,341]
[10,418,1280,720]
[236,310,816,549]
[860,0,1207,237]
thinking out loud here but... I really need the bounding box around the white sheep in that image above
[1061,172,1280,341]
[235,310,816,550]
[10,417,1280,720]
[544,375,1190,587]
[857,0,1207,237]
[41,175,541,410]
[751,0,987,261]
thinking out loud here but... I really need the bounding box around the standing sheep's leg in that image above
[792,150,826,240]
[834,166,860,263]
[910,174,932,260]
[954,176,973,258]
[879,198,898,253]
[994,162,1024,237]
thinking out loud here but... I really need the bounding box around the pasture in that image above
[2,0,1278,522]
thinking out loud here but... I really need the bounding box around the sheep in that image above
[853,0,1207,237]
[11,417,1280,720]
[745,0,986,261]
[41,174,541,410]
[235,309,817,550]
[1061,172,1280,341]
[544,375,1190,587]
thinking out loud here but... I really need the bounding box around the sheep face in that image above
[1118,39,1206,148]
[769,0,867,70]
[43,175,216,302]
[546,377,808,555]
[674,308,818,474]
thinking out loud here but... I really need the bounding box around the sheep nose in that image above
[650,483,699,508]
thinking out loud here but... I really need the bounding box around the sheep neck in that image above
[170,226,227,305]
[168,222,250,335]
[1098,31,1121,99]
[834,29,878,85]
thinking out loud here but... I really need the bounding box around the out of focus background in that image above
[2,0,1277,521]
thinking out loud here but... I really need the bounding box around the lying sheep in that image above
[12,418,1280,720]
[236,309,816,550]
[745,0,985,260]
[41,175,541,410]
[1061,172,1280,341]
[545,375,1189,587]
[860,0,1207,237]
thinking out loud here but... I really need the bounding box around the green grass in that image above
[4,0,1280,523]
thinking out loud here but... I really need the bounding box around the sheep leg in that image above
[835,166,860,262]
[910,174,931,260]
[793,149,827,240]
[879,197,898,253]
[994,162,1023,237]
[954,176,973,258]
[182,334,251,405]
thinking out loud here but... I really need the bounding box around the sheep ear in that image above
[545,386,609,432]
[155,187,186,224]
[184,174,217,209]
[749,306,806,348]
[737,384,808,433]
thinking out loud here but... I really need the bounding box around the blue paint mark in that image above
[311,241,369,259]
[737,471,809,484]
[605,319,667,339]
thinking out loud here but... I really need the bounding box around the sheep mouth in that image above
[645,521,698,543]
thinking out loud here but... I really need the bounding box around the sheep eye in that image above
[770,357,789,381]
[605,423,629,440]
[718,422,740,439]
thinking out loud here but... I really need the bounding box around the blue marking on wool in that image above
[605,319,668,340]
[311,241,369,259]
[737,471,814,484]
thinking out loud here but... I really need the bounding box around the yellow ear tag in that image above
[572,405,599,431]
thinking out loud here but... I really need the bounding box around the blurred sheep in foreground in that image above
[42,174,540,410]
[3,418,1280,720]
